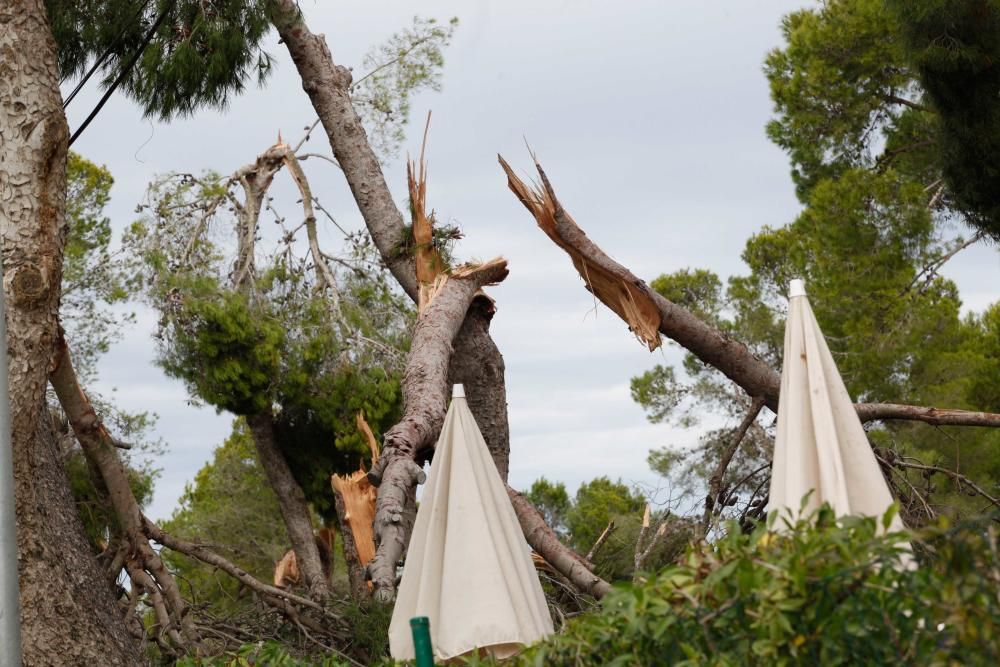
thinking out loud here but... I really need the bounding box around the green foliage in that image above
[567,477,646,554]
[764,0,915,198]
[63,152,137,382]
[342,600,394,665]
[501,508,1000,667]
[158,280,284,415]
[161,420,288,614]
[634,0,1000,524]
[888,0,1000,238]
[525,477,571,538]
[48,0,275,119]
[352,16,459,159]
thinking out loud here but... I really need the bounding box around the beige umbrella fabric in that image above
[767,279,904,532]
[388,385,554,661]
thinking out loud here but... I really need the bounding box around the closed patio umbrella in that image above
[388,385,553,661]
[767,279,904,532]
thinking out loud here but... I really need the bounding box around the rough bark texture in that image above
[366,262,509,601]
[50,332,197,651]
[502,156,1000,430]
[447,296,511,480]
[246,413,330,600]
[0,3,142,664]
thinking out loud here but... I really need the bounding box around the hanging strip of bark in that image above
[49,331,200,651]
[506,485,612,599]
[499,155,1000,430]
[366,259,509,601]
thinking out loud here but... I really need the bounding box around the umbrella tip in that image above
[788,278,806,298]
[452,384,465,398]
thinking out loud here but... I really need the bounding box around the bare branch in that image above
[585,520,616,563]
[702,396,766,535]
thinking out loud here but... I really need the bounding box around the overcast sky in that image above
[64,0,1000,522]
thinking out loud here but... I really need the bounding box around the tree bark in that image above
[366,261,509,601]
[0,3,143,664]
[267,0,418,300]
[447,295,511,480]
[506,486,612,598]
[246,412,330,600]
[501,156,1000,430]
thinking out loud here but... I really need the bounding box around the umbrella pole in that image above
[410,616,435,666]
[0,256,22,667]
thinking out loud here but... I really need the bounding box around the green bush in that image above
[499,507,1000,666]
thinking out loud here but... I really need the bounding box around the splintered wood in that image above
[408,113,447,313]
[330,412,382,568]
[498,155,662,351]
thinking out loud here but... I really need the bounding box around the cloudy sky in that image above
[64,0,1000,522]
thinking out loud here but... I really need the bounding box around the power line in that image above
[68,2,170,148]
[63,0,153,109]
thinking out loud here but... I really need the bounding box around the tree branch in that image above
[500,155,1000,431]
[703,396,766,535]
[506,485,612,599]
[49,329,199,650]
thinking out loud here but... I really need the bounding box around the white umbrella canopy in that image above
[388,385,554,662]
[767,279,905,532]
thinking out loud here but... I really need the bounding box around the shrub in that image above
[498,506,1000,666]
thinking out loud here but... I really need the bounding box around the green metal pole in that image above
[410,616,434,667]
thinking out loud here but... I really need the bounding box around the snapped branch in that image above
[499,154,1000,431]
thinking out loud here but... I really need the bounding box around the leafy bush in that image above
[496,507,1000,666]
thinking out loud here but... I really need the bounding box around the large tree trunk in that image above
[448,296,511,481]
[365,261,509,600]
[267,2,614,601]
[0,3,142,664]
[246,413,330,600]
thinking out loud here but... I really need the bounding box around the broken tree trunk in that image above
[448,295,512,480]
[366,260,509,601]
[268,2,609,601]
[506,486,612,598]
[499,155,1000,430]
[0,3,142,664]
